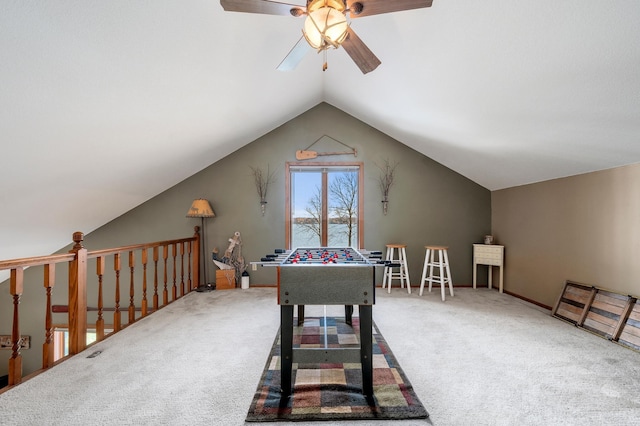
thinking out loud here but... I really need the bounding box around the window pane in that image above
[292,171,322,247]
[328,171,358,247]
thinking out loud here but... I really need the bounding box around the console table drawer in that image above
[474,246,503,256]
[475,255,502,266]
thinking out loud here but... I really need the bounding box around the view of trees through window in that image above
[289,165,360,248]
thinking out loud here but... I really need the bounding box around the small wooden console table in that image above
[473,244,504,293]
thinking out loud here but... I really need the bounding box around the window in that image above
[286,162,364,248]
[53,326,113,361]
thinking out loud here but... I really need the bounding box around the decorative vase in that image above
[382,199,388,215]
[260,200,267,216]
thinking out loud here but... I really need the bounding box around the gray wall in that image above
[492,162,640,307]
[1,102,491,378]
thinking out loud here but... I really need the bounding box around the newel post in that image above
[193,226,201,290]
[9,267,24,386]
[68,231,88,355]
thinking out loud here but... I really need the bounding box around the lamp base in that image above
[195,283,216,292]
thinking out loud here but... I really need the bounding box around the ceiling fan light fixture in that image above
[303,6,348,50]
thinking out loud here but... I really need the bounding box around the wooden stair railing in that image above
[0,227,201,392]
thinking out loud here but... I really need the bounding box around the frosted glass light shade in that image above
[303,7,348,50]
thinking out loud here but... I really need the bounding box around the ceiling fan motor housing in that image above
[307,0,345,13]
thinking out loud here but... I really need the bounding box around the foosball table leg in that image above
[280,305,294,397]
[359,305,373,397]
[345,305,354,326]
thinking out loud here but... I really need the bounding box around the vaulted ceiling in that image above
[2,1,640,267]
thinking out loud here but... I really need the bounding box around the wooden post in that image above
[42,264,55,369]
[193,226,201,290]
[68,232,88,356]
[9,267,24,386]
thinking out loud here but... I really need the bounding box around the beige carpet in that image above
[0,287,639,425]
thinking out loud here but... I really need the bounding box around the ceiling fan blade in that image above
[277,36,312,71]
[220,0,304,16]
[347,0,433,18]
[341,27,381,74]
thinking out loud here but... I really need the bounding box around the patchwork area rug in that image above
[246,316,429,422]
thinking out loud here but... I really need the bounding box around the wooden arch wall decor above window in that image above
[285,162,364,250]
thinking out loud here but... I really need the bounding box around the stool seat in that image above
[420,245,453,301]
[382,244,411,293]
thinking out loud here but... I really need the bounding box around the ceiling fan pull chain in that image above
[323,49,328,71]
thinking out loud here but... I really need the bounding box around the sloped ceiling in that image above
[1,0,640,267]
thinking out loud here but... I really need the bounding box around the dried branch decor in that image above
[377,159,398,215]
[250,165,277,215]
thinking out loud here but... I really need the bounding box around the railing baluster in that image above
[141,248,148,316]
[163,245,169,305]
[153,246,159,311]
[128,250,135,324]
[42,264,55,369]
[180,242,185,297]
[96,256,105,341]
[9,268,24,386]
[172,243,177,301]
[187,239,193,292]
[114,253,121,332]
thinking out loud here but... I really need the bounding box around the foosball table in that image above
[254,247,382,397]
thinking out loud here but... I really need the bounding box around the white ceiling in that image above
[1,0,640,267]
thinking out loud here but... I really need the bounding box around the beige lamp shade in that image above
[186,199,215,218]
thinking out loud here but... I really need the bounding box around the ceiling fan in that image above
[220,0,433,74]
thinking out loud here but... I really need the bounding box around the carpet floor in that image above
[1,288,639,425]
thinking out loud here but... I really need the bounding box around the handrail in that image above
[0,228,201,392]
[0,253,76,270]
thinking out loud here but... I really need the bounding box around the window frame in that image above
[285,161,364,249]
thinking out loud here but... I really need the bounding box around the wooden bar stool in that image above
[382,244,411,293]
[419,245,453,301]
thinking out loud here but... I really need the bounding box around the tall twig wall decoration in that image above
[377,159,398,215]
[250,165,277,215]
